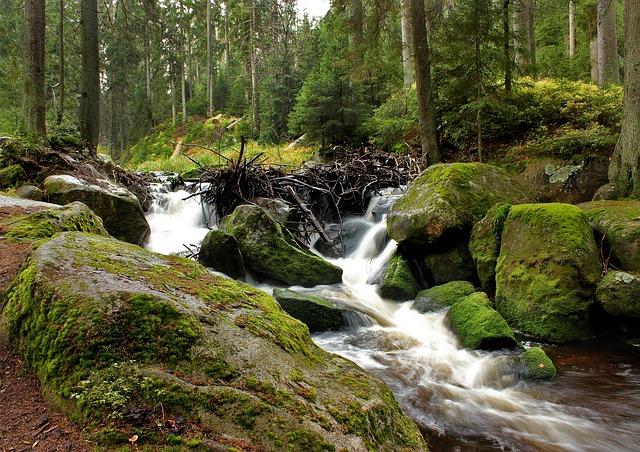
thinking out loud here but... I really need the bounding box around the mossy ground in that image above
[495,203,601,342]
[446,292,517,350]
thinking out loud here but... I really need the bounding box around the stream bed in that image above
[145,182,640,451]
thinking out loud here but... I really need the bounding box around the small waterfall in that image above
[145,184,640,451]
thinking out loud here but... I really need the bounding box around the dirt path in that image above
[0,342,90,452]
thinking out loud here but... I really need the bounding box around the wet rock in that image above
[44,174,150,245]
[387,163,530,248]
[220,205,343,287]
[495,203,601,342]
[518,347,557,380]
[379,254,419,301]
[446,292,518,350]
[15,185,44,202]
[413,281,476,313]
[0,164,25,189]
[314,219,373,258]
[596,271,640,318]
[251,197,292,223]
[423,241,477,286]
[1,229,427,450]
[579,201,640,272]
[469,203,512,295]
[367,188,404,222]
[198,230,245,279]
[273,289,347,332]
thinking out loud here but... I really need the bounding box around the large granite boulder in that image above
[220,205,343,287]
[469,203,512,295]
[387,163,530,248]
[596,270,640,318]
[379,254,419,301]
[44,174,150,245]
[495,204,601,342]
[446,292,518,350]
[198,229,245,279]
[579,201,640,272]
[273,289,349,332]
[1,230,426,450]
[412,281,476,313]
[423,241,477,285]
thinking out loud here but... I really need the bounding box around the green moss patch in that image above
[519,347,557,380]
[413,280,476,313]
[379,254,419,301]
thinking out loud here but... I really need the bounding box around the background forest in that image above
[0,0,628,172]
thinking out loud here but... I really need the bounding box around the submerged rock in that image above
[273,289,348,331]
[446,292,518,350]
[44,174,150,245]
[221,205,342,287]
[198,229,245,279]
[379,254,419,301]
[596,271,640,318]
[387,163,530,248]
[495,203,600,342]
[580,200,640,272]
[423,241,477,285]
[519,347,557,380]
[1,231,427,451]
[412,280,476,313]
[469,203,512,295]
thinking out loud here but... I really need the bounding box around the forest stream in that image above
[146,180,640,452]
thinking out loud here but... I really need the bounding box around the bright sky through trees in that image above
[297,0,330,18]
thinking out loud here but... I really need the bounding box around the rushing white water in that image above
[145,184,640,452]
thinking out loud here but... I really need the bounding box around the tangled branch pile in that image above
[198,147,422,240]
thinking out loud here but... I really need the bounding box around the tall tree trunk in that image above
[80,0,100,148]
[590,38,600,82]
[144,31,153,130]
[475,0,483,163]
[503,0,512,92]
[207,0,213,116]
[57,0,64,125]
[597,0,620,86]
[23,0,46,137]
[409,0,440,163]
[609,0,640,196]
[401,0,414,86]
[250,0,260,135]
[513,0,536,76]
[350,0,364,46]
[569,0,576,58]
[171,64,177,126]
[181,57,187,125]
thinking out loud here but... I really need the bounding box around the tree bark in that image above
[250,0,260,135]
[609,0,640,196]
[57,0,64,125]
[79,0,100,148]
[590,38,600,82]
[569,0,576,58]
[409,0,440,163]
[207,0,213,116]
[513,0,536,76]
[144,31,153,129]
[597,0,620,86]
[503,0,512,92]
[23,0,46,137]
[401,0,414,86]
[475,0,483,163]
[181,57,187,125]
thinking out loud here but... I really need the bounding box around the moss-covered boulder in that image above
[15,185,44,201]
[579,201,640,272]
[412,281,476,313]
[518,347,557,380]
[44,174,150,245]
[1,232,427,451]
[387,163,530,248]
[423,241,477,285]
[596,271,640,318]
[495,204,601,342]
[0,164,25,189]
[446,292,518,350]
[198,229,245,279]
[469,203,511,295]
[379,254,419,301]
[221,205,343,287]
[273,289,348,332]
